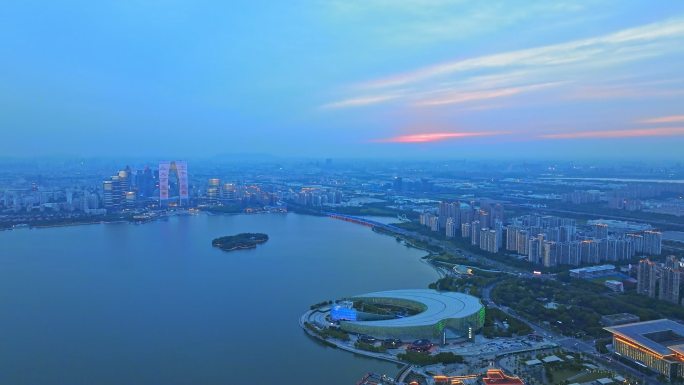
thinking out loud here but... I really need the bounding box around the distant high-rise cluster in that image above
[203,179,281,207]
[563,184,684,212]
[419,201,663,268]
[637,256,682,304]
[102,163,183,212]
[419,200,504,254]
[291,187,343,207]
[388,176,433,193]
[506,215,662,267]
[102,166,133,210]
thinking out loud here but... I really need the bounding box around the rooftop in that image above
[604,319,684,356]
[600,313,639,322]
[482,369,525,385]
[344,289,483,328]
[569,264,615,274]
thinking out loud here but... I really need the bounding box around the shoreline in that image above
[2,219,131,230]
[212,233,269,252]
[299,309,407,367]
[296,215,452,379]
[6,209,442,380]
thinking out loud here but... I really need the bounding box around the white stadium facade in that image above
[338,289,485,340]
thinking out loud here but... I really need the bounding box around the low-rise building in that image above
[600,313,640,327]
[605,319,684,380]
[569,264,615,279]
[604,280,624,292]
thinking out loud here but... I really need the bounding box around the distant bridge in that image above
[326,213,407,234]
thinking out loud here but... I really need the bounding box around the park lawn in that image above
[546,367,583,384]
[572,370,613,383]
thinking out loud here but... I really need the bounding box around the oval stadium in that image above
[333,289,485,340]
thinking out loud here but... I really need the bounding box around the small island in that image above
[212,233,269,252]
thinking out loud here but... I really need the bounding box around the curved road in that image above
[484,280,660,385]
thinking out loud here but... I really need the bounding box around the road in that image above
[342,214,662,384]
[331,213,532,276]
[483,280,661,385]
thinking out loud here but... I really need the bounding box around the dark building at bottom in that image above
[605,319,684,380]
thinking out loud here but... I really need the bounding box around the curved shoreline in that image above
[298,309,406,366]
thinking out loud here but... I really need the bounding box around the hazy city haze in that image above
[2,1,684,159]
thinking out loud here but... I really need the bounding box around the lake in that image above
[0,213,439,385]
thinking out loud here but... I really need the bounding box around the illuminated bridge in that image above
[326,213,408,233]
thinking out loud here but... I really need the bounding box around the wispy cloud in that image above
[323,17,684,111]
[566,80,684,100]
[414,82,563,107]
[540,127,684,139]
[321,94,400,109]
[360,18,684,89]
[323,0,590,46]
[639,115,684,124]
[373,131,506,143]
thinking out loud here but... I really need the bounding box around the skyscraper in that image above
[471,220,481,246]
[593,223,609,239]
[207,178,221,204]
[643,230,663,255]
[567,241,581,266]
[445,217,457,238]
[461,222,471,238]
[542,241,558,267]
[159,161,189,206]
[483,229,499,253]
[660,265,681,305]
[516,230,529,256]
[102,180,114,210]
[438,201,449,229]
[580,240,600,264]
[118,168,130,197]
[627,233,644,254]
[506,226,519,251]
[392,177,403,192]
[637,259,658,298]
[528,234,544,264]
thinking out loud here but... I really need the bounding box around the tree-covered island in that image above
[211,233,269,252]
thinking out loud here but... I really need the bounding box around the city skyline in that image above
[3,157,684,384]
[2,1,684,159]
[5,3,684,384]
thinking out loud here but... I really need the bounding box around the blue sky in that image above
[1,1,684,159]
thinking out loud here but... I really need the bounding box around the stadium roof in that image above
[604,319,684,356]
[346,289,482,328]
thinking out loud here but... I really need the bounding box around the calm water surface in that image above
[0,213,438,385]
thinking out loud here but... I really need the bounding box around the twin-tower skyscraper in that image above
[159,161,189,206]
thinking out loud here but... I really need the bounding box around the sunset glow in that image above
[541,127,684,139]
[374,132,504,143]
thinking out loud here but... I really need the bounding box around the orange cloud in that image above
[639,115,684,124]
[541,127,684,139]
[373,131,505,143]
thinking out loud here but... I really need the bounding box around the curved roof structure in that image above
[346,289,482,328]
[605,319,684,356]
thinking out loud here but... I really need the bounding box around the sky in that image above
[1,0,684,160]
